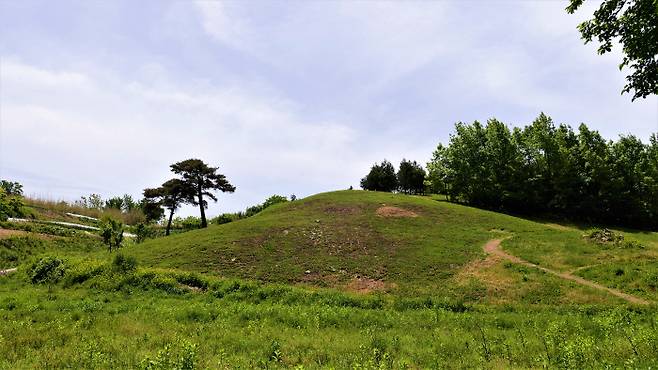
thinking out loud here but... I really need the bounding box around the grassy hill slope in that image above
[132,190,658,304]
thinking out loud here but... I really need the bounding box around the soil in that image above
[346,277,392,294]
[0,229,30,238]
[375,206,418,218]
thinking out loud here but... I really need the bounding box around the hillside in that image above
[131,190,658,305]
[3,190,658,367]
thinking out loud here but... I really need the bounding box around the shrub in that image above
[139,339,198,370]
[29,256,66,288]
[0,188,24,221]
[63,260,105,286]
[112,253,137,274]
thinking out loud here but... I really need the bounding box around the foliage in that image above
[99,216,124,252]
[76,194,105,210]
[170,158,236,228]
[144,179,195,236]
[3,191,658,367]
[139,198,165,223]
[567,0,658,100]
[0,180,23,196]
[112,253,137,274]
[360,160,398,192]
[28,256,66,286]
[0,188,25,221]
[427,113,658,229]
[171,216,203,231]
[139,339,197,370]
[245,195,289,217]
[397,159,426,194]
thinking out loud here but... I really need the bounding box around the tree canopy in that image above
[427,113,658,229]
[170,159,236,228]
[144,178,195,235]
[397,159,426,194]
[567,0,658,100]
[360,160,398,192]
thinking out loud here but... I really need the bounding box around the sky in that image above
[1,0,657,217]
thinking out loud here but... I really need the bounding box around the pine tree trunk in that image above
[166,208,174,236]
[198,187,207,228]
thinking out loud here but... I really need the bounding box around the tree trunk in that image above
[166,208,174,236]
[198,186,207,228]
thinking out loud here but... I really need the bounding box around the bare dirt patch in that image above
[347,277,393,294]
[0,229,52,240]
[454,253,515,300]
[375,206,418,218]
[323,205,363,216]
[0,229,29,238]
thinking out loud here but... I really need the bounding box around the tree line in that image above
[425,113,658,229]
[361,159,426,194]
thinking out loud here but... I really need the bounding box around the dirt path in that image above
[484,239,651,305]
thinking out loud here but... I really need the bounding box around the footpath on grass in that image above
[484,239,651,305]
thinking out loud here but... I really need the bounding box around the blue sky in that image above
[1,0,657,216]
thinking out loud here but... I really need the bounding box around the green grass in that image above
[2,260,658,369]
[3,189,658,368]
[128,190,658,303]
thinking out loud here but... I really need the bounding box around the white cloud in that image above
[0,59,359,213]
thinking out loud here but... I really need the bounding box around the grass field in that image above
[1,190,658,368]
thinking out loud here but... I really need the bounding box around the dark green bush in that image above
[112,253,137,273]
[29,256,66,286]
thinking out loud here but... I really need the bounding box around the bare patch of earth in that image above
[375,206,418,218]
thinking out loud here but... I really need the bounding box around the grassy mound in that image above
[130,191,658,304]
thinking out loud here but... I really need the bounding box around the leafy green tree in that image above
[105,196,124,210]
[122,194,137,212]
[567,0,658,100]
[144,179,195,236]
[426,144,449,196]
[0,188,24,221]
[397,159,426,194]
[427,113,658,229]
[245,195,289,217]
[139,198,165,223]
[360,160,398,192]
[78,194,104,210]
[0,180,23,196]
[99,216,124,252]
[170,159,236,228]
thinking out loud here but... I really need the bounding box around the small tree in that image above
[0,188,24,221]
[100,216,124,252]
[360,160,398,192]
[170,159,236,228]
[397,159,427,195]
[29,256,66,292]
[121,194,137,212]
[105,196,124,210]
[0,180,23,196]
[144,179,195,236]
